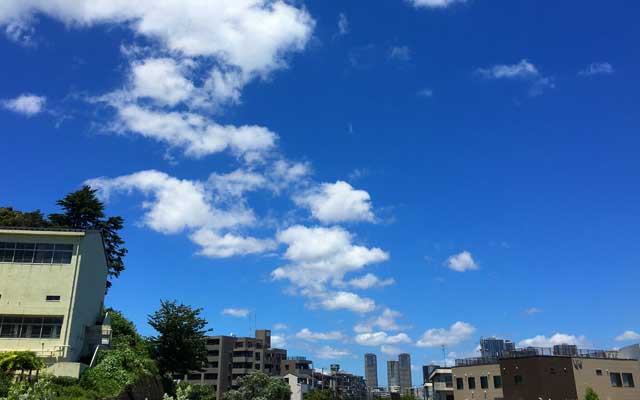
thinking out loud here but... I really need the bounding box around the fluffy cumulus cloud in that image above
[355,331,412,346]
[476,59,554,96]
[347,273,395,289]
[388,45,411,62]
[87,169,278,258]
[108,103,278,160]
[129,58,195,106]
[409,0,467,8]
[314,346,352,360]
[1,94,46,116]
[416,321,476,347]
[579,62,614,77]
[518,333,591,348]
[295,328,346,342]
[271,334,287,348]
[445,251,478,272]
[354,308,405,333]
[222,308,250,317]
[614,330,640,342]
[294,181,375,223]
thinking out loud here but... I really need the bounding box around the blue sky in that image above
[1,0,640,386]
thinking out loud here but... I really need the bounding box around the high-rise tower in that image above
[398,353,412,394]
[364,353,378,389]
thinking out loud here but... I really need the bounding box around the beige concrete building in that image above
[183,330,289,400]
[451,363,503,400]
[0,227,111,376]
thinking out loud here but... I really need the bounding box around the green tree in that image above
[147,300,210,376]
[585,387,600,400]
[223,372,290,400]
[0,351,45,375]
[49,185,127,289]
[106,308,145,350]
[0,207,49,227]
[305,389,334,400]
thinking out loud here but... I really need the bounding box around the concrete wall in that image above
[573,358,640,400]
[451,364,503,400]
[0,229,107,362]
[500,357,577,400]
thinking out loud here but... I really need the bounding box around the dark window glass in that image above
[468,377,475,390]
[0,315,62,339]
[204,373,218,380]
[514,375,523,385]
[596,369,603,376]
[188,374,202,381]
[611,372,622,387]
[480,376,488,389]
[493,376,502,389]
[0,243,72,264]
[622,373,635,388]
[46,295,61,301]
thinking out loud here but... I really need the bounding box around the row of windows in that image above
[0,315,64,339]
[0,242,74,264]
[610,372,635,388]
[456,376,502,390]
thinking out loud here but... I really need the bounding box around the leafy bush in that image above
[1,379,54,400]
[164,383,214,400]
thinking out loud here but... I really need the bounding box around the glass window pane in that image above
[34,250,54,263]
[0,249,14,262]
[14,249,34,263]
[15,243,35,250]
[54,244,73,251]
[52,251,72,264]
[35,243,54,250]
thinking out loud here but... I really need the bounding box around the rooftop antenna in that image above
[442,345,447,367]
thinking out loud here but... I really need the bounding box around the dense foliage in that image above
[163,382,215,400]
[0,185,127,289]
[585,387,600,400]
[222,372,291,400]
[304,389,334,400]
[147,300,210,376]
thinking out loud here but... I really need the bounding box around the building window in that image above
[596,369,602,376]
[480,376,488,389]
[610,372,623,387]
[255,352,261,361]
[204,373,218,380]
[188,374,202,381]
[468,377,476,390]
[209,361,219,368]
[207,338,220,346]
[493,376,502,389]
[0,315,63,339]
[622,373,635,388]
[456,378,463,390]
[45,295,61,302]
[254,364,260,370]
[208,350,220,356]
[514,375,523,385]
[0,243,73,264]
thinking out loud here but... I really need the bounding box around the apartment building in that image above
[387,360,400,392]
[398,353,412,395]
[183,330,288,400]
[325,364,367,400]
[365,353,379,389]
[424,366,454,400]
[0,227,111,377]
[453,347,640,400]
[479,337,515,359]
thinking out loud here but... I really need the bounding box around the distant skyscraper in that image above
[398,353,412,394]
[364,353,378,389]
[387,360,400,391]
[480,337,516,358]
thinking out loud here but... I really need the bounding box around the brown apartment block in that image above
[452,363,503,400]
[500,356,640,400]
[452,349,640,400]
[181,330,289,400]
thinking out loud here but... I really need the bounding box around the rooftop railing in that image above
[455,347,624,367]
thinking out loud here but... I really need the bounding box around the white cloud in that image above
[208,169,269,198]
[222,308,250,318]
[294,181,375,223]
[409,0,467,8]
[615,330,640,342]
[337,13,349,36]
[0,0,314,81]
[518,333,591,348]
[315,345,351,359]
[348,273,395,289]
[272,225,389,291]
[190,228,275,258]
[296,328,346,342]
[271,334,287,348]
[477,59,540,80]
[416,321,476,347]
[273,323,288,331]
[130,58,195,106]
[4,19,35,46]
[1,94,46,116]
[108,103,277,160]
[418,88,433,97]
[354,308,405,334]
[388,46,411,62]
[319,291,376,313]
[579,62,614,77]
[355,331,412,346]
[445,251,478,272]
[524,307,541,315]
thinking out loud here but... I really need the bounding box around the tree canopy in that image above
[585,387,600,400]
[147,300,210,376]
[223,372,291,400]
[0,185,127,289]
